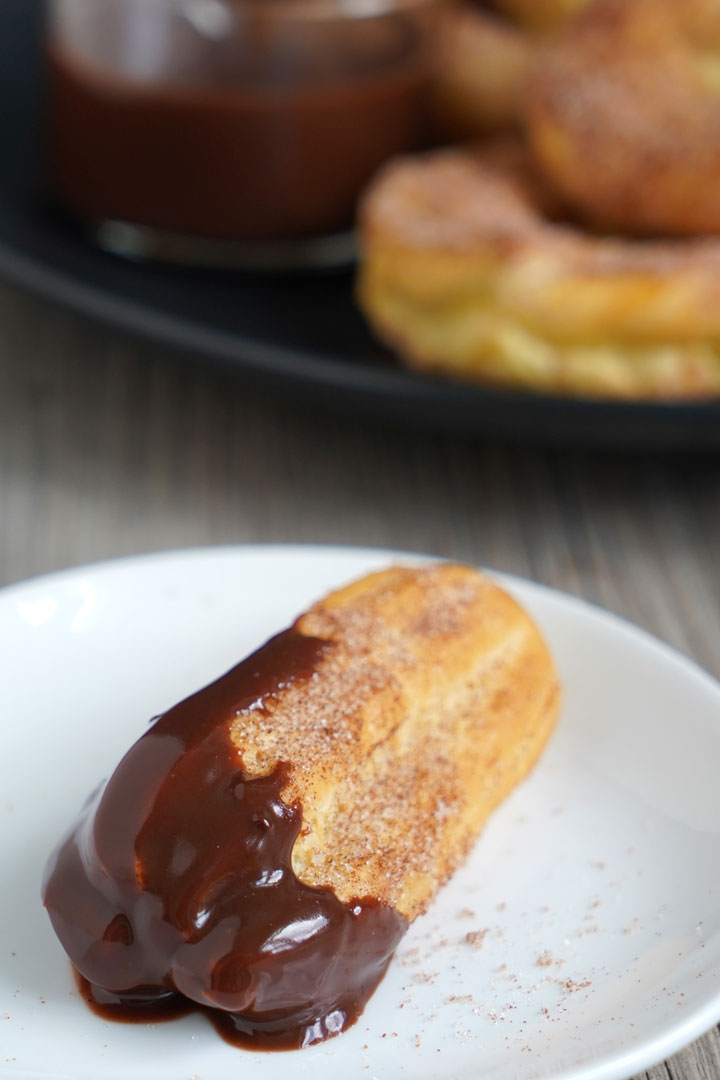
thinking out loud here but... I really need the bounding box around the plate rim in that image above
[3,235,720,442]
[2,542,719,697]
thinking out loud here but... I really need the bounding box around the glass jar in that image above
[46,0,440,268]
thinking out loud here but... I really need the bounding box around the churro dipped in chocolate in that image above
[43,565,559,1049]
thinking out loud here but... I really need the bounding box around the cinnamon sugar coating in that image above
[526,0,720,236]
[231,564,559,922]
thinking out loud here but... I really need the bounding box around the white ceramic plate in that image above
[2,545,720,1080]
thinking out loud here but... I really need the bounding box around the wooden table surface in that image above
[1,276,719,1079]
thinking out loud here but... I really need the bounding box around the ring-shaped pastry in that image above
[358,143,720,399]
[526,0,720,236]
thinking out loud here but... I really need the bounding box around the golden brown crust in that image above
[526,0,720,236]
[230,564,559,922]
[357,142,720,399]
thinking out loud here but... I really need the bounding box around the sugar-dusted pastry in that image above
[43,564,559,1049]
[357,142,720,399]
[526,0,720,236]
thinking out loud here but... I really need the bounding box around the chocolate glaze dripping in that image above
[43,629,407,1050]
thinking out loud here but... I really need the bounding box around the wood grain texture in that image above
[0,277,719,1078]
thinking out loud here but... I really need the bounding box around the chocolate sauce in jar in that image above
[42,629,407,1050]
[47,0,437,243]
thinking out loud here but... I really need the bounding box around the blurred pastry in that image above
[43,564,559,1048]
[432,0,591,141]
[494,0,588,30]
[526,0,720,235]
[358,142,720,399]
[432,3,531,138]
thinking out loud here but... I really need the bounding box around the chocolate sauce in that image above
[43,630,407,1050]
[48,7,435,241]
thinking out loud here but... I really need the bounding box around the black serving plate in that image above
[2,0,720,449]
